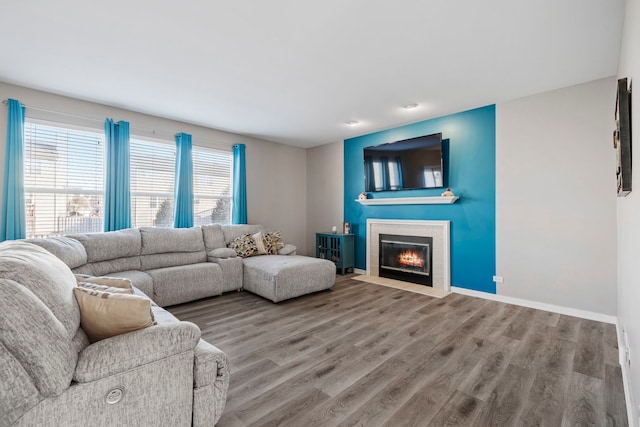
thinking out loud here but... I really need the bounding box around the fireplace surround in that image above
[366,219,450,291]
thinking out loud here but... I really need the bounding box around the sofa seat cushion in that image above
[242,255,335,302]
[147,263,223,307]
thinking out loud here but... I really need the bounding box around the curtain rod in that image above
[2,99,233,149]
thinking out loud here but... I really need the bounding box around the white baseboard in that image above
[351,275,616,323]
[451,286,617,324]
[617,322,638,427]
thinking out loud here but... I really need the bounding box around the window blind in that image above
[24,122,104,238]
[130,138,175,228]
[192,146,232,225]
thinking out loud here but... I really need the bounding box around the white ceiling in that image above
[0,0,626,148]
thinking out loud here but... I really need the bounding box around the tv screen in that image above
[363,132,443,192]
[615,77,632,196]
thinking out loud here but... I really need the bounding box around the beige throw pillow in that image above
[252,232,268,255]
[74,287,155,343]
[76,276,133,291]
[77,282,133,294]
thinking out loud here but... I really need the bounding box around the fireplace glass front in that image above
[378,234,432,286]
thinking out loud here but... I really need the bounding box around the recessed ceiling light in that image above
[346,120,359,126]
[403,103,419,110]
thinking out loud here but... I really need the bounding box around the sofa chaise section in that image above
[217,224,336,302]
[242,254,336,302]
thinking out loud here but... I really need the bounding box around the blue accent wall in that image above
[344,105,496,293]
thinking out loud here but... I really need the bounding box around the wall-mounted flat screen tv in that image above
[363,132,443,192]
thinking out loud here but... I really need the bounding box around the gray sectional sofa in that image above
[1,223,335,426]
[28,223,336,305]
[0,240,229,427]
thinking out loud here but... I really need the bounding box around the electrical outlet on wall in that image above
[624,331,631,367]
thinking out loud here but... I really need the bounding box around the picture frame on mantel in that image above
[614,77,632,197]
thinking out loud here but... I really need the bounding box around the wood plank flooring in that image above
[168,275,628,426]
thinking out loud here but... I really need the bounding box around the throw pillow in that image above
[77,282,134,294]
[264,231,284,255]
[227,234,258,258]
[77,276,133,291]
[252,232,268,255]
[74,287,156,343]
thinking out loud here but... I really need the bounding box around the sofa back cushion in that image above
[0,242,81,397]
[202,224,226,251]
[69,228,142,276]
[25,236,88,269]
[139,227,206,270]
[0,341,42,425]
[70,228,142,261]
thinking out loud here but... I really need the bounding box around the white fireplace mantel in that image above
[366,219,451,291]
[355,196,458,205]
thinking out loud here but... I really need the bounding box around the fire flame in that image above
[398,250,424,268]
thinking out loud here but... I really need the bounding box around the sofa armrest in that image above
[278,244,297,256]
[208,248,237,259]
[192,339,230,427]
[73,321,201,383]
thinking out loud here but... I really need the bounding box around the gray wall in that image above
[0,82,308,252]
[496,77,618,315]
[306,141,344,256]
[246,139,307,254]
[617,0,640,422]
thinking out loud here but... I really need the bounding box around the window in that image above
[423,168,443,188]
[192,146,232,225]
[24,122,104,238]
[130,138,175,228]
[23,124,232,234]
[372,160,384,191]
[388,159,401,190]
